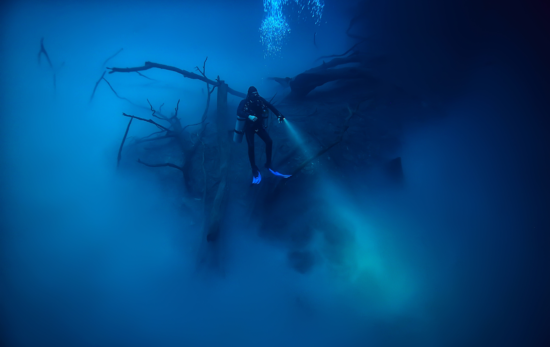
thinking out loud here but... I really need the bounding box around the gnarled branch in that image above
[90,71,106,102]
[117,117,133,167]
[147,99,168,121]
[133,134,175,144]
[137,159,184,173]
[38,38,63,92]
[107,61,246,98]
[122,113,171,132]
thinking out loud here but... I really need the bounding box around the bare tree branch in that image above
[102,48,123,66]
[134,134,175,144]
[102,78,144,107]
[137,129,164,141]
[117,117,133,167]
[37,37,60,92]
[37,37,53,69]
[269,92,278,104]
[201,140,207,220]
[137,159,184,173]
[122,113,171,132]
[182,121,203,131]
[107,61,246,98]
[90,74,169,117]
[147,99,168,120]
[200,84,216,122]
[173,99,180,119]
[135,71,155,80]
[90,71,106,102]
[195,57,208,78]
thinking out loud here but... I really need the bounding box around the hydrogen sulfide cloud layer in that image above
[0,0,549,346]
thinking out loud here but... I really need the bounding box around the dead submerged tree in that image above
[269,51,385,99]
[99,43,405,275]
[37,37,65,93]
[107,57,238,258]
[268,16,385,100]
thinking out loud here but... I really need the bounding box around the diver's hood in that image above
[247,86,260,100]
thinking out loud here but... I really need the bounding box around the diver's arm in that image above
[261,97,282,117]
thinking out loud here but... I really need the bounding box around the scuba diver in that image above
[235,86,291,184]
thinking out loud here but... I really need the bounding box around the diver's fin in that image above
[268,168,291,178]
[252,171,262,184]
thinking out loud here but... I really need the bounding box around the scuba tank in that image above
[233,115,246,143]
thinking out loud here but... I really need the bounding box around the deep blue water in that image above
[1,0,548,346]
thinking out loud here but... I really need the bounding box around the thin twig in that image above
[89,71,106,102]
[122,113,171,132]
[147,99,167,120]
[195,57,215,124]
[137,130,164,141]
[135,71,155,80]
[268,92,278,104]
[37,37,58,92]
[37,37,53,69]
[137,159,184,173]
[182,121,203,131]
[117,117,133,167]
[201,140,207,220]
[102,78,143,107]
[93,76,168,116]
[173,99,180,119]
[200,84,216,123]
[195,57,208,78]
[102,48,123,66]
[134,134,175,144]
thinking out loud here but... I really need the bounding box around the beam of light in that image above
[282,118,313,157]
[315,179,421,315]
[260,0,325,57]
[283,118,325,165]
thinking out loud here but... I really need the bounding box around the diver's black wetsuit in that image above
[237,90,282,175]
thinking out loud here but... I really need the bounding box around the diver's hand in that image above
[248,115,258,122]
[277,114,285,123]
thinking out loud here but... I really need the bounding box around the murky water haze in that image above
[1,0,548,346]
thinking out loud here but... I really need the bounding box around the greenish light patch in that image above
[318,180,420,314]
